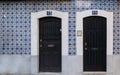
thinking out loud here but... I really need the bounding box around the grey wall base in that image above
[0,55,31,74]
[0,55,119,75]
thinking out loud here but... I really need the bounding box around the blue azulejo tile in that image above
[0,0,119,55]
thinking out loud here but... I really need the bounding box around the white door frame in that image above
[76,10,113,56]
[76,10,113,72]
[31,10,68,73]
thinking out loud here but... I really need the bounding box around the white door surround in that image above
[76,10,113,56]
[31,10,68,73]
[31,10,68,56]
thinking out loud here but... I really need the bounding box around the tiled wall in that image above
[0,0,119,55]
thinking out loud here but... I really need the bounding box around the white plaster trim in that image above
[31,10,68,56]
[76,10,113,55]
[83,72,106,74]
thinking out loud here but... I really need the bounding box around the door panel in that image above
[83,16,106,71]
[39,17,61,72]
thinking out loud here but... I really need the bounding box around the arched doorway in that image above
[76,10,113,72]
[31,10,68,73]
[39,17,61,72]
[83,16,106,71]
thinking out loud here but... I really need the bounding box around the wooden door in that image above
[83,16,106,71]
[39,17,61,72]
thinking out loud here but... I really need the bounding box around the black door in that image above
[39,17,61,72]
[83,16,106,71]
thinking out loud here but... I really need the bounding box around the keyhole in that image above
[40,39,42,42]
[60,29,62,32]
[85,48,87,50]
[40,45,42,47]
[85,42,87,46]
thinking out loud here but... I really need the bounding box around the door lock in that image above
[40,45,43,47]
[85,48,87,50]
[40,39,42,42]
[85,42,87,46]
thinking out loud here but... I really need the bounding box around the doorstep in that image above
[83,72,107,75]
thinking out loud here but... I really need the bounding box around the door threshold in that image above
[39,72,61,74]
[83,71,106,74]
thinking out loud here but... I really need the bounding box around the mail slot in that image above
[48,44,55,47]
[91,48,98,50]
